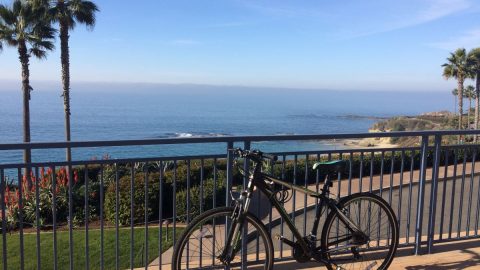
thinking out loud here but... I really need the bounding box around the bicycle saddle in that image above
[312,160,347,174]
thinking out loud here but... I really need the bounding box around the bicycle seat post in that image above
[320,173,334,195]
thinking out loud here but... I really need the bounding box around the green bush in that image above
[104,171,160,226]
[175,177,226,222]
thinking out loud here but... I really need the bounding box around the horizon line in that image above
[0,78,455,93]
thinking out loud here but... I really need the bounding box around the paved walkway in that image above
[272,238,480,270]
[137,238,480,269]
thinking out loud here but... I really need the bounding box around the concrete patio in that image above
[137,238,480,269]
[273,238,480,270]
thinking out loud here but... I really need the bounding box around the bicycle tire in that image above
[321,193,399,270]
[172,206,274,270]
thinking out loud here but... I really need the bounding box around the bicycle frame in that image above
[225,158,366,265]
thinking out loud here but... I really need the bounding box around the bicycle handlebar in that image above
[229,148,278,162]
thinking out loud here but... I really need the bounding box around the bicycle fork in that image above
[218,190,253,265]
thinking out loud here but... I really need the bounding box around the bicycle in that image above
[172,148,399,270]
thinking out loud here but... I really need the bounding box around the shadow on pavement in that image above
[404,249,480,270]
[267,239,480,270]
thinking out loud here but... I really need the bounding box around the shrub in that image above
[175,177,226,222]
[6,167,73,230]
[104,171,162,226]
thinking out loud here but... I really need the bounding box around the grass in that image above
[0,226,184,270]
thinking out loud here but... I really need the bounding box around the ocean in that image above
[0,84,452,163]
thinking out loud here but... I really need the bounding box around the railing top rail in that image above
[1,130,480,151]
[0,146,427,168]
[0,153,225,169]
[269,146,421,156]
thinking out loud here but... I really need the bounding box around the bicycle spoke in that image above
[174,207,272,270]
[323,194,398,270]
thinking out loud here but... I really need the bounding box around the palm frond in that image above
[468,48,480,74]
[47,0,99,31]
[0,4,16,25]
[0,0,55,56]
[12,0,22,16]
[49,0,74,29]
[442,64,456,79]
[70,0,98,28]
[32,22,57,40]
[469,48,480,60]
[34,39,54,51]
[442,48,471,80]
[29,46,47,59]
[0,25,19,46]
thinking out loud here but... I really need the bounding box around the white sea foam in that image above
[176,133,194,138]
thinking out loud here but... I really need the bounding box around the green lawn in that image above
[0,226,183,270]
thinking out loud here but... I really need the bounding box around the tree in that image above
[443,48,472,130]
[0,0,55,186]
[42,0,99,163]
[464,85,476,128]
[452,88,458,114]
[468,48,480,132]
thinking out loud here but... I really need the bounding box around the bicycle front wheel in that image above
[321,193,399,270]
[172,206,274,270]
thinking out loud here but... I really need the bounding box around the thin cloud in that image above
[237,0,472,39]
[427,28,480,50]
[420,0,470,21]
[344,0,472,38]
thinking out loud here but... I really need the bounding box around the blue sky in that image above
[1,0,480,91]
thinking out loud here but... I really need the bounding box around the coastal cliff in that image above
[343,111,460,147]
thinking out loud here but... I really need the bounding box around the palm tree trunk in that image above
[475,73,480,142]
[454,96,457,114]
[468,98,472,129]
[18,41,32,188]
[458,79,464,130]
[60,20,72,163]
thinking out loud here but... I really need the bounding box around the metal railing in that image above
[1,130,480,269]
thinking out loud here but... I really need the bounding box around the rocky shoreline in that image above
[331,110,457,148]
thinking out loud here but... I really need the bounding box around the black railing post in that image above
[226,142,234,206]
[242,141,250,270]
[414,135,429,255]
[427,135,442,253]
[226,141,234,265]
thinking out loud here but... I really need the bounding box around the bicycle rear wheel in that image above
[321,193,399,270]
[172,206,274,270]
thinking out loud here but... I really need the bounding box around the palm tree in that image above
[468,48,480,132]
[41,0,99,163]
[443,48,471,130]
[452,88,458,114]
[0,0,55,186]
[465,85,476,128]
